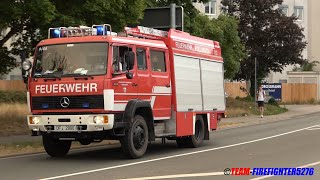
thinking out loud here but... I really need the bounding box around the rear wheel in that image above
[176,115,205,148]
[121,115,149,158]
[188,115,205,147]
[43,135,71,157]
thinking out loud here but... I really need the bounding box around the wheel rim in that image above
[195,120,202,140]
[133,124,146,150]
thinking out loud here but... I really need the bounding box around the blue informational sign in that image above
[261,83,282,101]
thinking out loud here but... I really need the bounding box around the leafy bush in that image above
[236,95,254,102]
[0,91,27,103]
[268,98,278,106]
[308,98,316,104]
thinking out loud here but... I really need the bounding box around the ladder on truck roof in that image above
[124,26,168,40]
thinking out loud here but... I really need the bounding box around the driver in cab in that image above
[151,55,165,72]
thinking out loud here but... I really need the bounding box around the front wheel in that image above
[121,115,149,159]
[43,135,71,157]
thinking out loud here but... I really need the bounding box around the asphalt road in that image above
[1,112,320,180]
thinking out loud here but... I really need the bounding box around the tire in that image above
[42,135,71,157]
[183,115,205,148]
[121,115,149,159]
[79,139,91,145]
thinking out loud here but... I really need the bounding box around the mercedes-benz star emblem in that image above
[60,97,70,108]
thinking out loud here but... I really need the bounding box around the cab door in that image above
[136,47,152,102]
[111,44,137,111]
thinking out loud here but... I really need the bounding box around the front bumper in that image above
[27,114,114,132]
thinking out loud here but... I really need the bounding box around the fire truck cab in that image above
[23,24,225,158]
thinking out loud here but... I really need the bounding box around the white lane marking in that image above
[39,124,320,180]
[306,128,320,130]
[305,125,320,131]
[117,172,225,180]
[250,161,320,180]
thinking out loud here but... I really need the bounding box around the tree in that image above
[221,0,307,95]
[293,61,319,71]
[0,0,56,75]
[0,0,146,75]
[147,0,246,79]
[191,14,246,79]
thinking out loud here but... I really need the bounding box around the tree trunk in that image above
[0,29,17,47]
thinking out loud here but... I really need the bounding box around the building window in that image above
[279,79,287,83]
[205,0,216,15]
[279,5,288,16]
[294,6,303,20]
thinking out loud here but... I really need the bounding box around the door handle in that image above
[166,84,170,88]
[132,83,138,86]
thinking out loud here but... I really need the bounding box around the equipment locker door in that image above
[149,49,171,120]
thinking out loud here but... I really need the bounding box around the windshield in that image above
[33,43,108,77]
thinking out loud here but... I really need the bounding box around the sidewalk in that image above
[1,105,320,145]
[218,104,320,130]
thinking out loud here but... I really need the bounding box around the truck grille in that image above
[32,95,104,110]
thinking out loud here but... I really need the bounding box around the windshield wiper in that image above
[73,74,94,80]
[33,73,43,78]
[33,73,61,79]
[62,73,94,80]
[42,73,62,81]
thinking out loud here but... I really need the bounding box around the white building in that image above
[267,0,308,83]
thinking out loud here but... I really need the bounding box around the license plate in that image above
[54,125,76,131]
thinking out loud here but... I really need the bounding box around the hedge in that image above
[0,90,27,103]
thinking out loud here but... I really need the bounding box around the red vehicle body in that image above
[25,24,225,158]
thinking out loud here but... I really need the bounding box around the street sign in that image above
[262,83,282,101]
[137,5,184,31]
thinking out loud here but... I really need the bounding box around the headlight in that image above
[93,116,108,124]
[22,60,32,71]
[29,117,41,124]
[94,116,104,124]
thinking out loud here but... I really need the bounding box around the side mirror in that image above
[22,60,32,85]
[22,60,32,71]
[125,51,135,70]
[126,71,133,79]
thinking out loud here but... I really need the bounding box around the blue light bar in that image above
[48,24,112,38]
[49,28,60,38]
[96,26,104,35]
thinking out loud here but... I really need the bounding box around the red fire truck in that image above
[22,24,225,158]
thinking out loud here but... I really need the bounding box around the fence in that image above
[225,82,248,98]
[281,83,317,103]
[225,82,318,103]
[0,80,26,91]
[0,80,318,103]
